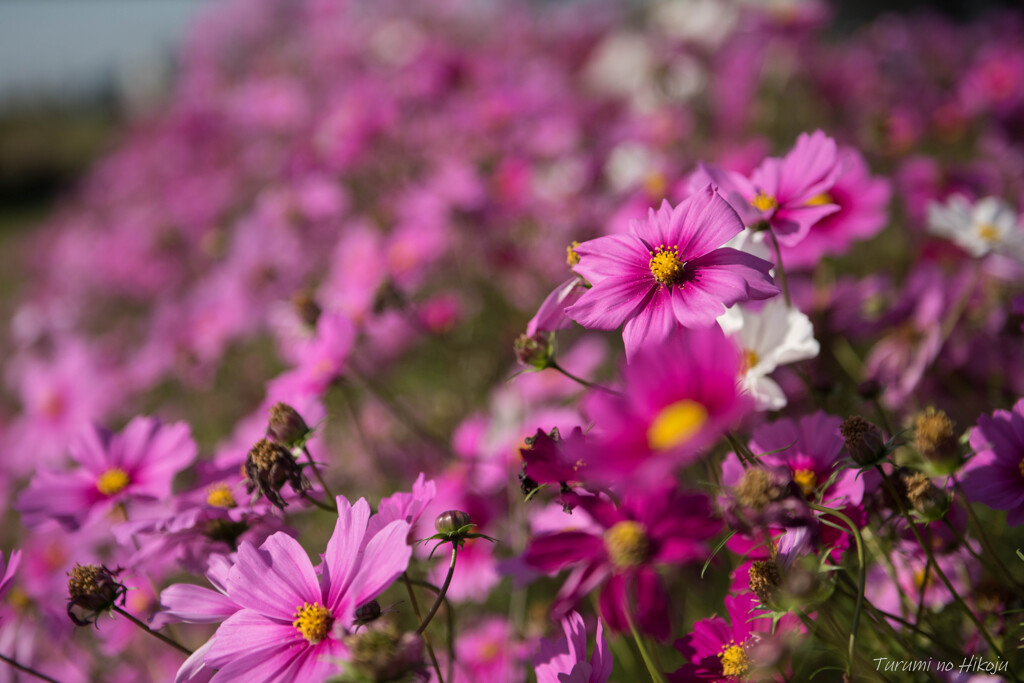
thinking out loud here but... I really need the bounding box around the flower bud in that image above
[434,510,472,535]
[354,600,382,626]
[513,332,555,370]
[267,402,312,449]
[67,563,126,626]
[840,416,887,466]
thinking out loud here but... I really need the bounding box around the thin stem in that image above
[624,609,666,683]
[402,574,444,683]
[417,545,457,635]
[809,503,865,677]
[405,578,456,682]
[0,653,62,683]
[299,491,337,513]
[725,432,757,468]
[875,466,1017,681]
[112,605,192,656]
[766,228,791,307]
[301,446,336,506]
[549,361,620,396]
[349,364,450,452]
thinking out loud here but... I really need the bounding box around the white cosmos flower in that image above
[927,195,1024,260]
[718,298,820,411]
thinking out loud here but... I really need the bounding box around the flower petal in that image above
[227,534,320,620]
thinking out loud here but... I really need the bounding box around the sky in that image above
[0,0,213,107]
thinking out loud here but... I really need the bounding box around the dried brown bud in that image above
[904,472,949,521]
[67,564,126,626]
[344,622,426,682]
[913,408,959,468]
[749,560,782,606]
[735,468,784,511]
[244,438,311,509]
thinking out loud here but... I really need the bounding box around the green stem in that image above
[549,362,620,396]
[952,478,1023,591]
[417,545,457,635]
[0,653,62,683]
[299,491,337,513]
[766,228,791,307]
[406,578,456,682]
[402,574,444,683]
[113,605,192,656]
[301,446,336,507]
[809,503,865,677]
[875,466,1017,681]
[624,609,666,683]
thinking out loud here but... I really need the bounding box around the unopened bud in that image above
[267,402,312,449]
[840,416,887,466]
[434,510,472,535]
[344,622,426,682]
[513,332,555,370]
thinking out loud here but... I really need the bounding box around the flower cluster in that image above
[1,0,1024,681]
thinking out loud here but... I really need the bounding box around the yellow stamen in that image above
[647,400,708,451]
[741,349,759,374]
[648,244,684,285]
[719,642,749,678]
[96,468,130,496]
[293,602,333,644]
[977,223,1001,243]
[566,241,581,267]
[805,193,833,206]
[206,484,238,509]
[604,521,649,570]
[751,191,778,212]
[793,468,817,498]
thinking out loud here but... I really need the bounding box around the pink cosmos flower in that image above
[961,398,1024,526]
[696,131,843,247]
[780,148,891,269]
[578,326,751,486]
[533,611,612,683]
[202,496,412,682]
[17,416,197,530]
[565,185,778,358]
[525,484,721,641]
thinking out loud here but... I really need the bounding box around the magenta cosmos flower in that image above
[578,326,751,486]
[565,185,778,358]
[961,398,1024,526]
[525,484,721,641]
[672,593,802,682]
[533,611,612,683]
[202,496,411,682]
[17,416,197,530]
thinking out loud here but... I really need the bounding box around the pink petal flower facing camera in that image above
[565,185,778,359]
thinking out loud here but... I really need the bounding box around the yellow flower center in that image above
[96,468,130,496]
[566,241,581,267]
[804,192,833,206]
[741,349,759,374]
[604,521,650,570]
[206,484,237,509]
[793,468,817,498]
[648,245,684,285]
[719,642,749,678]
[977,223,1001,243]
[750,191,778,212]
[647,400,708,451]
[913,568,933,591]
[293,602,333,644]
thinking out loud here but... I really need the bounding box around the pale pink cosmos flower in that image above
[201,496,411,682]
[17,416,197,530]
[565,185,778,359]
